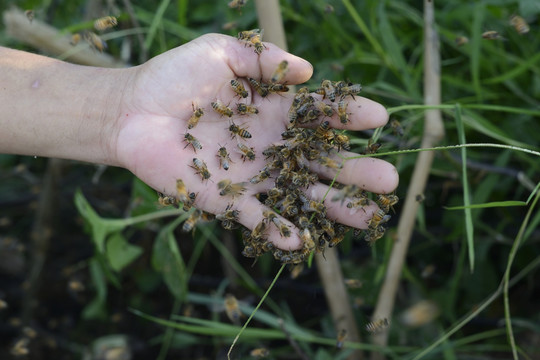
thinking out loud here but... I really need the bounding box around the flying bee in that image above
[344,279,363,289]
[336,329,348,349]
[320,79,336,102]
[187,102,204,129]
[217,179,247,198]
[230,79,248,98]
[271,60,289,83]
[236,103,259,115]
[10,338,29,356]
[390,119,404,136]
[0,299,7,310]
[290,263,304,279]
[25,10,34,23]
[314,100,334,117]
[190,158,211,181]
[454,36,469,46]
[183,133,202,152]
[366,318,390,334]
[94,16,118,31]
[84,31,107,52]
[229,121,252,139]
[331,184,360,204]
[176,179,189,204]
[157,192,178,208]
[318,156,343,169]
[211,100,233,117]
[250,168,271,184]
[248,77,270,97]
[338,83,362,99]
[376,194,399,213]
[217,146,233,170]
[368,209,391,230]
[482,30,503,40]
[70,33,81,46]
[183,209,202,232]
[510,15,529,35]
[224,294,242,324]
[250,347,270,358]
[237,143,256,161]
[337,100,350,124]
[364,138,382,154]
[228,0,247,9]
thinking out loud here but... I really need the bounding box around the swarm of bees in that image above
[70,15,118,52]
[154,31,398,265]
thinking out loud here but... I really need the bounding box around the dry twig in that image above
[370,1,445,359]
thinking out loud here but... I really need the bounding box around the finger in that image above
[215,34,312,85]
[227,196,303,251]
[305,183,380,230]
[293,95,389,131]
[311,155,399,194]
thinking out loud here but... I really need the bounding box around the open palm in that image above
[113,33,398,250]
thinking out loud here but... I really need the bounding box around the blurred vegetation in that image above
[0,0,539,359]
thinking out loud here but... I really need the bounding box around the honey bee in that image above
[250,347,270,358]
[84,31,107,52]
[251,221,267,241]
[216,205,240,223]
[262,210,291,237]
[482,30,503,40]
[250,168,271,184]
[314,120,335,141]
[331,184,360,204]
[190,158,211,181]
[267,83,290,94]
[365,225,386,246]
[300,199,326,216]
[183,192,197,211]
[183,208,202,232]
[230,79,248,98]
[336,329,348,349]
[368,209,391,230]
[318,156,343,169]
[176,179,189,204]
[237,143,256,161]
[237,29,266,54]
[248,77,269,97]
[222,21,238,31]
[390,119,404,136]
[364,139,382,154]
[217,179,247,198]
[366,318,390,334]
[22,327,37,339]
[338,83,362,99]
[347,196,370,209]
[183,133,203,152]
[224,293,242,324]
[334,133,351,151]
[242,245,256,258]
[376,194,399,213]
[94,16,118,31]
[300,228,315,253]
[314,100,334,117]
[157,192,178,208]
[454,36,469,46]
[320,79,336,102]
[236,103,259,115]
[0,299,7,310]
[70,33,81,46]
[25,10,34,23]
[337,100,350,124]
[290,263,304,279]
[211,100,233,117]
[10,338,29,356]
[271,60,289,83]
[187,102,204,129]
[217,146,233,171]
[510,15,529,35]
[229,121,252,139]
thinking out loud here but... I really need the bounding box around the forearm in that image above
[0,47,128,166]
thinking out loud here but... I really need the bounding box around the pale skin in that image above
[0,33,398,250]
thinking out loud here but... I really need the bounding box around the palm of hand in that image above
[114,34,398,250]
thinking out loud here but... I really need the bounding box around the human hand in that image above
[112,33,398,250]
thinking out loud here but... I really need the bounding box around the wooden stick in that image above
[3,7,125,68]
[370,1,445,358]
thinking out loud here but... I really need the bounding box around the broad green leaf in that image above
[106,233,143,272]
